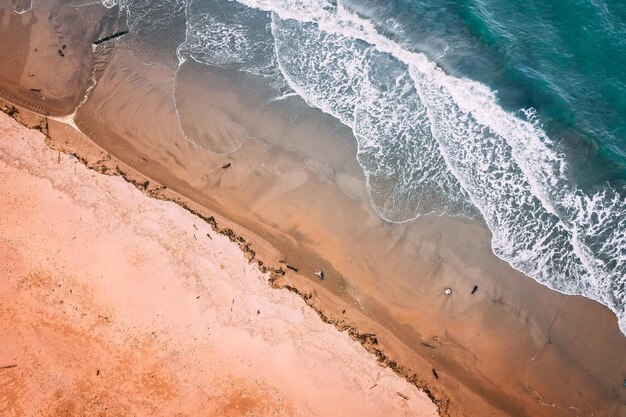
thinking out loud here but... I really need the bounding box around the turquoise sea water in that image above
[363,0,626,186]
[86,0,626,334]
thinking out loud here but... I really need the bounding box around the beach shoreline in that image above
[1,3,625,415]
[2,90,625,416]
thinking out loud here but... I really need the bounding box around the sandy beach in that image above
[1,2,625,417]
[0,111,438,416]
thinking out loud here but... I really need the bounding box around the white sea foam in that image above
[271,16,473,220]
[10,0,33,14]
[179,2,277,76]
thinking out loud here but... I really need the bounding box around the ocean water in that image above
[96,0,626,334]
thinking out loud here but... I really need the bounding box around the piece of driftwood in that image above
[0,364,17,370]
[286,264,298,272]
[432,368,439,379]
[471,285,478,294]
[93,31,129,45]
[222,163,231,169]
[397,392,409,400]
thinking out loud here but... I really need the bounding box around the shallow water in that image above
[85,0,626,335]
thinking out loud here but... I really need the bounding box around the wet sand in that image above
[1,4,626,417]
[0,111,439,417]
[0,2,110,115]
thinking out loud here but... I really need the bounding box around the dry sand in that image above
[0,112,439,417]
